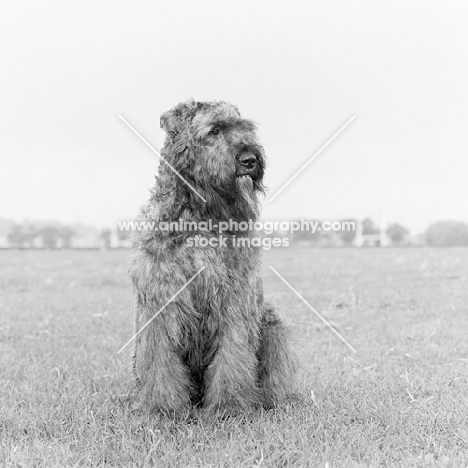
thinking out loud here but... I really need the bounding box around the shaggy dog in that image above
[129,99,296,413]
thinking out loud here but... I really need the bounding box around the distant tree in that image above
[291,220,320,244]
[100,228,112,249]
[60,226,75,248]
[8,223,39,248]
[24,225,40,247]
[39,226,62,249]
[387,223,409,245]
[425,221,468,246]
[8,224,27,248]
[290,220,342,246]
[337,219,357,245]
[117,227,132,242]
[362,218,379,235]
[316,229,341,246]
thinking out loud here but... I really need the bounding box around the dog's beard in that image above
[236,174,254,192]
[236,175,260,220]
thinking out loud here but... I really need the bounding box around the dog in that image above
[128,99,296,414]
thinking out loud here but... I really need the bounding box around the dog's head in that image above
[160,99,265,199]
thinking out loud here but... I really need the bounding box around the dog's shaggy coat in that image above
[129,99,296,413]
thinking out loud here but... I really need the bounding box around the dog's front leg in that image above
[203,313,261,412]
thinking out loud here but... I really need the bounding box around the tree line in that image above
[3,219,468,248]
[6,223,114,249]
[289,219,468,246]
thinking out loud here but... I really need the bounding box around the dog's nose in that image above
[238,153,257,169]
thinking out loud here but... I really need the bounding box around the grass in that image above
[1,247,468,467]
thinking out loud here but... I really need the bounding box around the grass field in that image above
[1,247,468,467]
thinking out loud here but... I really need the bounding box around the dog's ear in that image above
[160,100,200,153]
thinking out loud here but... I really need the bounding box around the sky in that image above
[1,0,468,234]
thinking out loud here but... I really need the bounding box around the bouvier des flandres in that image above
[129,99,296,414]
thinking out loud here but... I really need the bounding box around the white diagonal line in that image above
[269,266,357,353]
[117,266,206,354]
[268,115,356,202]
[118,114,207,203]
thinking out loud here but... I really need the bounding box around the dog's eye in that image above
[210,127,220,136]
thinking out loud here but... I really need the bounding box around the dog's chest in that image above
[188,237,261,311]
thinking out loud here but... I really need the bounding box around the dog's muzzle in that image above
[238,153,257,170]
[235,149,262,181]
